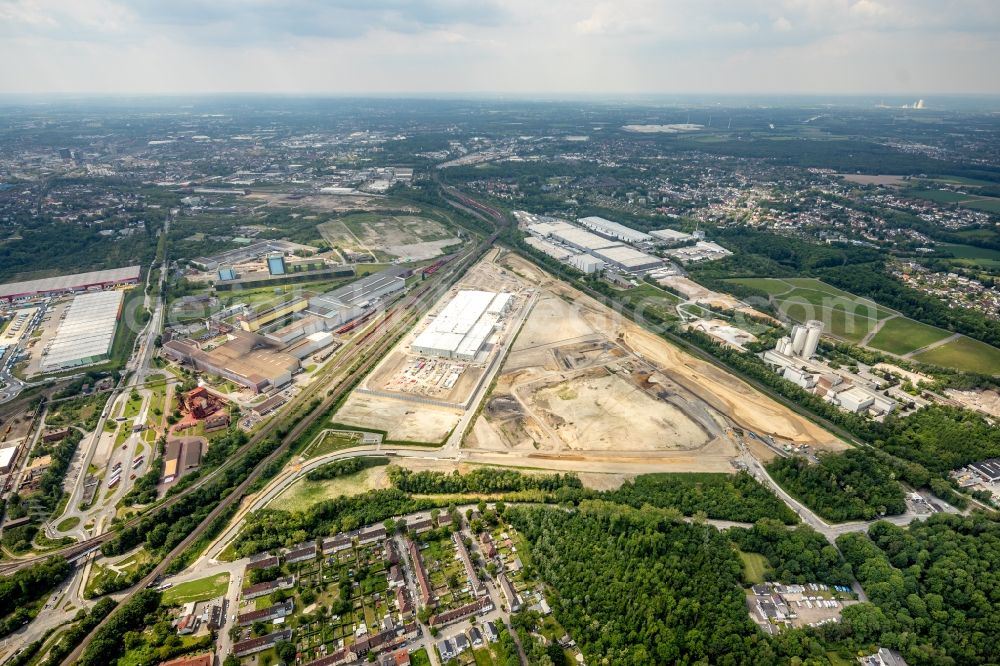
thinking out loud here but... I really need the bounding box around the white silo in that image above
[790,324,808,356]
[802,320,823,359]
[776,336,792,355]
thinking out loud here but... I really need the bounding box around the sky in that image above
[1,0,999,95]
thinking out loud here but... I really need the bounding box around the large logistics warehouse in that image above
[411,290,513,361]
[0,266,140,302]
[592,245,664,272]
[577,216,652,244]
[549,228,622,253]
[41,290,125,371]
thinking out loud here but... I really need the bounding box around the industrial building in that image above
[592,245,664,272]
[524,237,573,261]
[774,320,824,360]
[569,254,606,274]
[163,330,299,393]
[577,216,652,244]
[666,241,733,263]
[411,290,513,361]
[650,228,694,244]
[307,269,407,326]
[549,227,622,253]
[162,438,203,484]
[526,220,577,238]
[237,297,308,333]
[0,445,18,474]
[267,254,287,275]
[0,265,140,302]
[191,240,314,271]
[41,290,125,371]
[217,267,238,281]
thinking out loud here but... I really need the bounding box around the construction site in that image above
[332,252,533,443]
[463,254,845,469]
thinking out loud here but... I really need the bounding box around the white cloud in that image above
[0,0,998,93]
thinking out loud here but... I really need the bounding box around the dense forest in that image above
[388,467,584,494]
[600,472,796,524]
[837,513,1000,665]
[507,501,885,665]
[767,450,907,522]
[727,519,854,586]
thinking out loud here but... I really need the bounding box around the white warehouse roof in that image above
[577,216,652,243]
[412,290,513,361]
[41,290,125,370]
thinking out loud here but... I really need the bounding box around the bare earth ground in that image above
[838,174,907,186]
[333,393,460,443]
[657,275,778,323]
[247,191,387,212]
[945,389,1000,419]
[527,369,709,450]
[318,214,459,260]
[492,254,845,451]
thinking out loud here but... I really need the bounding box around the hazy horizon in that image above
[2,0,999,96]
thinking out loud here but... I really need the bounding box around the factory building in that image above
[266,254,287,275]
[666,241,733,263]
[217,267,238,281]
[411,290,513,361]
[237,298,308,333]
[0,445,18,474]
[774,320,823,360]
[577,216,652,244]
[0,265,140,303]
[40,290,125,371]
[569,254,606,274]
[549,228,622,253]
[524,237,573,261]
[526,220,577,238]
[591,245,664,273]
[650,229,694,245]
[163,330,299,393]
[307,269,407,327]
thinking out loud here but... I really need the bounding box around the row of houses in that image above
[233,629,293,658]
[453,532,486,596]
[242,575,295,601]
[407,538,434,607]
[429,596,494,627]
[301,623,419,666]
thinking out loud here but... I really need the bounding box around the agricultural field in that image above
[913,336,1000,376]
[727,277,893,343]
[903,187,1000,214]
[939,243,1000,269]
[867,317,952,356]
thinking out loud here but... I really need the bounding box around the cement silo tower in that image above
[802,320,823,359]
[790,324,808,356]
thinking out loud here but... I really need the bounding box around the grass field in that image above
[739,551,769,585]
[56,516,80,532]
[275,467,382,513]
[913,336,1000,376]
[161,573,230,606]
[301,430,366,459]
[904,188,1000,214]
[940,243,1000,269]
[727,277,892,343]
[867,317,953,356]
[410,649,432,666]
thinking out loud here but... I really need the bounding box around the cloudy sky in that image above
[1,0,998,95]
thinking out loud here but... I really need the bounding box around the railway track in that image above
[58,227,493,665]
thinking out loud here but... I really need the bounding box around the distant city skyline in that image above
[1,0,998,95]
